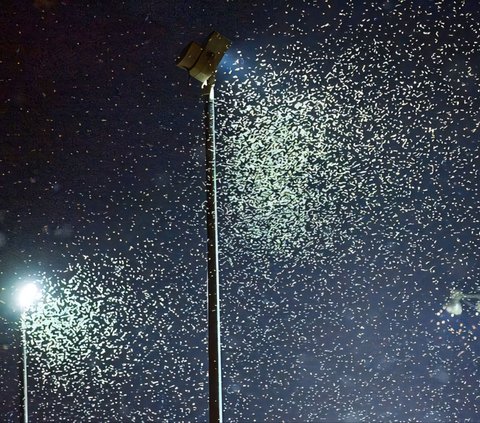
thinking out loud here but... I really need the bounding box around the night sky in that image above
[1,0,479,421]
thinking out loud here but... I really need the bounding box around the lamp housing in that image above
[176,31,231,85]
[17,282,42,311]
[445,299,462,316]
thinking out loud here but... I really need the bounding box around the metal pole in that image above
[203,81,223,423]
[21,314,29,423]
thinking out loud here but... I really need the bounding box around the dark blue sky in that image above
[1,0,479,421]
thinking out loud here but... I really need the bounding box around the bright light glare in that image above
[18,282,42,310]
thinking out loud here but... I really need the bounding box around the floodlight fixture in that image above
[445,299,462,316]
[17,282,42,311]
[176,31,231,88]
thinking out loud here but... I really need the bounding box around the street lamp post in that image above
[176,31,231,423]
[21,314,29,423]
[444,289,480,316]
[17,282,42,423]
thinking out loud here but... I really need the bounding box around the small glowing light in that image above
[18,282,42,311]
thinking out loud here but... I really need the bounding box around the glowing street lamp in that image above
[444,289,480,316]
[177,31,231,423]
[17,282,42,423]
[18,282,42,311]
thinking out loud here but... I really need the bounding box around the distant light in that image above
[18,282,42,311]
[445,299,462,316]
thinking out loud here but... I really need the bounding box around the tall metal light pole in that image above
[17,282,42,423]
[21,313,29,423]
[176,31,231,423]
